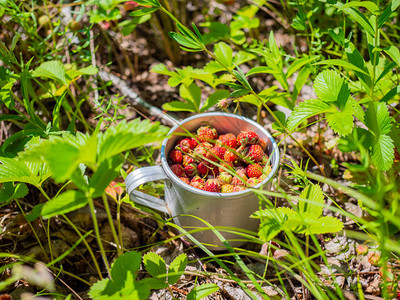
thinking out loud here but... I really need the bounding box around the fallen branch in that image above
[98,70,178,127]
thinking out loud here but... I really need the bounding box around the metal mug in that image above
[125,112,279,250]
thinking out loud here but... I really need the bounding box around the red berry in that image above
[224,150,238,162]
[191,181,205,190]
[191,175,205,185]
[217,172,233,184]
[246,163,263,178]
[218,161,233,173]
[169,149,183,163]
[179,177,190,185]
[356,244,368,255]
[211,145,226,159]
[170,164,184,177]
[194,142,213,161]
[221,184,234,193]
[204,179,221,193]
[247,144,264,163]
[219,133,238,149]
[183,155,194,166]
[197,162,209,176]
[368,252,380,266]
[184,163,198,177]
[233,186,246,192]
[237,131,259,146]
[259,138,267,151]
[178,138,193,153]
[197,126,218,142]
[232,173,247,186]
[189,138,198,149]
[123,1,139,11]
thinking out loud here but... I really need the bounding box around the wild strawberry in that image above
[170,164,184,177]
[169,149,183,163]
[179,177,190,185]
[218,161,233,173]
[232,175,247,186]
[235,167,247,177]
[124,1,139,11]
[178,138,193,153]
[193,142,213,161]
[246,163,263,178]
[204,179,221,193]
[219,133,238,149]
[233,186,246,192]
[356,244,368,255]
[217,172,232,184]
[247,178,260,187]
[191,181,205,190]
[183,155,194,166]
[247,144,264,163]
[368,252,380,266]
[197,162,209,176]
[224,150,238,162]
[259,138,267,151]
[237,131,259,146]
[260,154,270,166]
[221,184,234,193]
[189,137,198,149]
[211,145,226,159]
[197,126,218,142]
[191,175,205,185]
[184,163,198,177]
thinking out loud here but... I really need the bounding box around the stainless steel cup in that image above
[125,112,279,250]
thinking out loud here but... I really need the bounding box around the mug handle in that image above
[125,166,170,214]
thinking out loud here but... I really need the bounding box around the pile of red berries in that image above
[168,125,272,193]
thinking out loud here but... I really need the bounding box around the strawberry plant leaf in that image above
[32,61,67,86]
[143,252,167,280]
[41,190,88,219]
[187,283,219,300]
[0,157,46,186]
[313,70,349,104]
[214,42,233,68]
[325,99,354,136]
[180,83,201,110]
[151,63,175,76]
[372,134,395,171]
[298,184,324,217]
[90,156,124,198]
[0,182,28,207]
[162,100,196,112]
[287,99,331,131]
[201,89,230,112]
[168,253,188,284]
[306,216,344,235]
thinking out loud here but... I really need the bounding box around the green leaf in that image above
[151,64,174,76]
[306,216,344,235]
[339,6,375,36]
[286,56,317,78]
[88,279,110,300]
[143,252,167,280]
[214,42,233,68]
[201,89,230,112]
[0,182,28,207]
[313,60,369,75]
[187,283,219,300]
[230,88,250,98]
[98,119,169,164]
[162,100,196,112]
[326,108,354,136]
[32,61,67,85]
[180,83,201,110]
[168,32,202,50]
[372,134,395,171]
[129,7,159,17]
[233,65,251,90]
[41,190,88,219]
[111,251,142,283]
[25,203,44,222]
[381,85,400,103]
[287,99,331,131]
[246,66,279,76]
[313,70,349,104]
[253,207,292,241]
[345,41,371,89]
[298,184,324,217]
[90,156,123,198]
[338,1,380,15]
[0,157,42,186]
[168,253,188,284]
[384,45,400,66]
[232,51,256,66]
[378,0,400,28]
